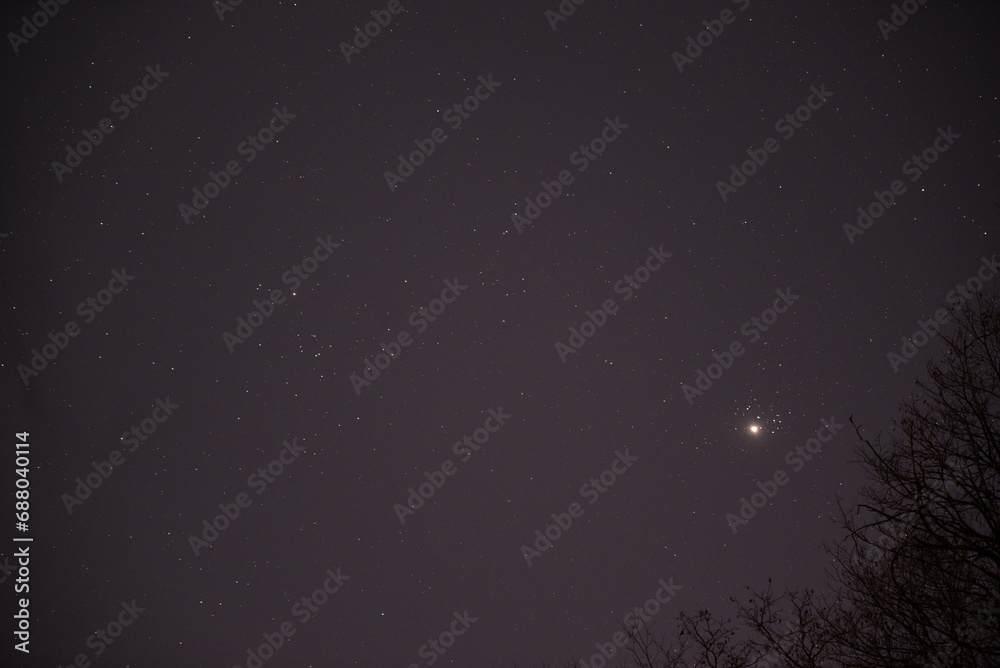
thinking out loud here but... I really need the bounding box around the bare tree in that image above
[825,290,1000,666]
[733,582,846,667]
[548,291,1000,668]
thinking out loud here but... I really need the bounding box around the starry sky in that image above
[1,0,998,666]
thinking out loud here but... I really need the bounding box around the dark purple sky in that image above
[2,0,998,666]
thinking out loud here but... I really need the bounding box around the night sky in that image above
[1,0,999,666]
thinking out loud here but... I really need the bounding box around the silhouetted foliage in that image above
[544,291,1000,668]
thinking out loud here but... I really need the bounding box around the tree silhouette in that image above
[542,290,1000,667]
[825,288,1000,666]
